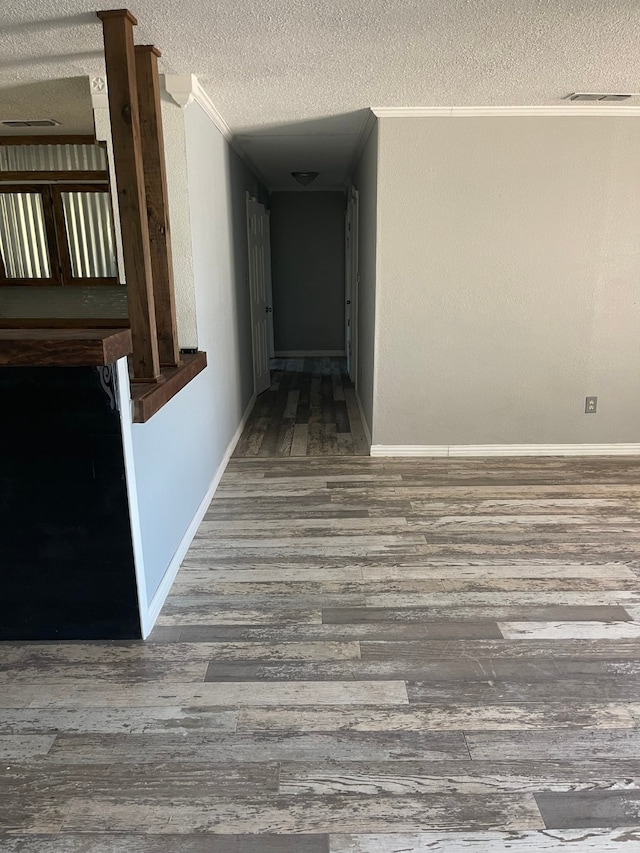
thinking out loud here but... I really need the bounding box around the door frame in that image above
[345,185,359,386]
[246,192,272,395]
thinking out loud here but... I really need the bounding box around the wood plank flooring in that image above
[3,455,640,850]
[233,357,369,457]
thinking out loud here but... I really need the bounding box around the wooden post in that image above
[134,45,180,367]
[96,9,160,381]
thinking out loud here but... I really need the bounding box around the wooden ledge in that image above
[131,351,207,423]
[0,328,132,367]
[0,318,130,329]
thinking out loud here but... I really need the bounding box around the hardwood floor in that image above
[3,455,640,850]
[233,357,369,457]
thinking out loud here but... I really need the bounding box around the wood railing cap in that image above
[135,44,162,57]
[97,9,138,25]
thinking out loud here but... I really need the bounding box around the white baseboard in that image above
[371,445,448,457]
[354,389,372,450]
[274,350,346,357]
[141,392,256,638]
[370,443,640,458]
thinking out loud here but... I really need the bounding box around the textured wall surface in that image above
[129,100,262,602]
[352,123,378,440]
[374,116,640,446]
[161,92,198,349]
[270,191,345,352]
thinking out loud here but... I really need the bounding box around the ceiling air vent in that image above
[1,119,61,128]
[566,93,632,102]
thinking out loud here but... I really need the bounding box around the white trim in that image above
[371,443,640,458]
[275,349,346,357]
[371,445,448,457]
[372,105,640,118]
[89,75,108,110]
[115,358,149,638]
[140,392,256,638]
[355,389,372,450]
[162,73,198,108]
[162,73,269,188]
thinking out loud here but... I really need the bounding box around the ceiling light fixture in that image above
[291,171,319,186]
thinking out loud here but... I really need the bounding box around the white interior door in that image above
[246,194,271,395]
[345,186,359,385]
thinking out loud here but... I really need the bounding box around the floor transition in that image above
[233,357,369,457]
[3,455,640,850]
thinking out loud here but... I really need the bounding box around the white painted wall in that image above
[128,99,263,615]
[352,121,378,440]
[373,116,640,448]
[160,91,198,349]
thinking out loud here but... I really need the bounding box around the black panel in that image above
[0,366,141,640]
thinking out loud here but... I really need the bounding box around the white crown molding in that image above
[370,443,640,457]
[162,73,198,108]
[162,73,269,188]
[372,105,640,117]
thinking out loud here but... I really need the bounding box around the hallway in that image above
[3,455,640,849]
[233,358,369,457]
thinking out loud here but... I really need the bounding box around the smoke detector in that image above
[565,93,632,102]
[1,119,61,128]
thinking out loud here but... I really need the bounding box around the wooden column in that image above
[134,45,180,367]
[97,9,160,381]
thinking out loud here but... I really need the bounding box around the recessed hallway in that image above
[233,358,369,457]
[3,455,640,850]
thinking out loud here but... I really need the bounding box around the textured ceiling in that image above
[0,77,93,135]
[2,1,640,186]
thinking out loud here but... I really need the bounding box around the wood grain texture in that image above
[234,358,369,457]
[57,793,543,834]
[0,835,329,853]
[131,351,207,422]
[329,828,640,851]
[97,9,160,380]
[8,454,640,845]
[0,328,132,366]
[134,45,180,367]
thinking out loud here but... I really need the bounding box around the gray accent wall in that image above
[270,191,345,352]
[352,122,378,441]
[374,115,640,446]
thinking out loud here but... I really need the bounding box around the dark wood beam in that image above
[135,45,180,368]
[0,135,97,146]
[0,171,108,183]
[96,9,160,381]
[131,352,207,422]
[0,328,133,366]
